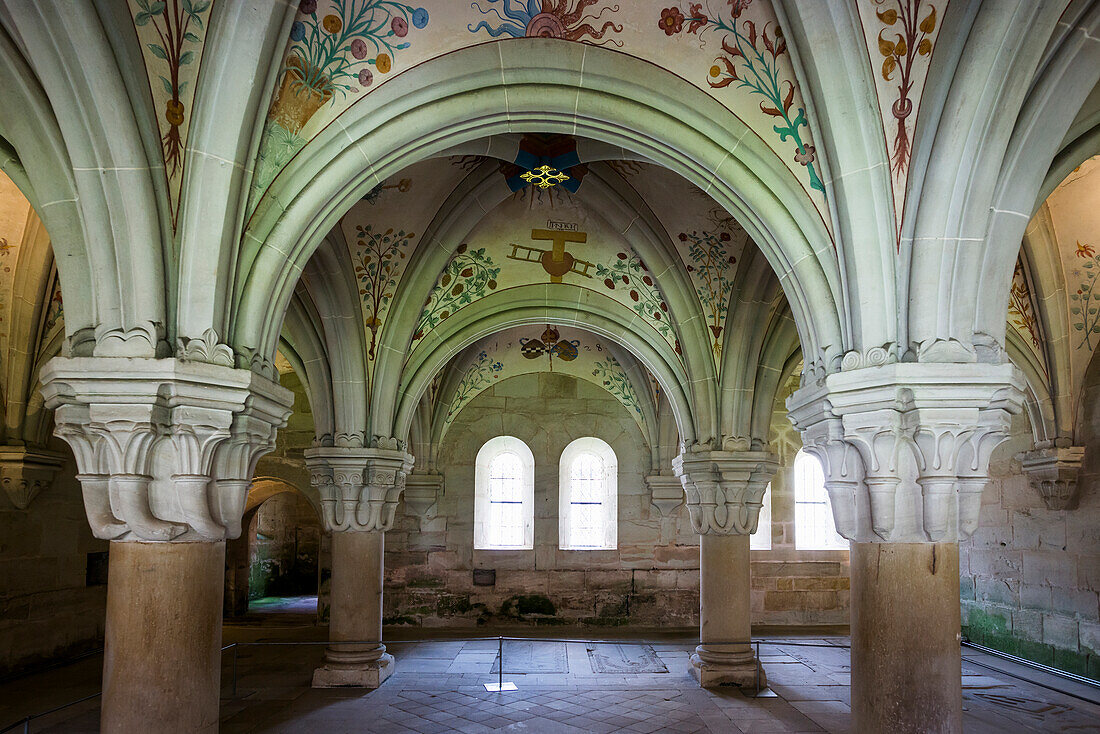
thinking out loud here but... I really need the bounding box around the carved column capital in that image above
[672,450,779,535]
[40,357,294,542]
[304,447,414,533]
[789,362,1025,543]
[1020,446,1084,510]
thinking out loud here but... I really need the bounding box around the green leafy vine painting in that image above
[596,251,679,352]
[444,350,505,425]
[658,0,825,194]
[1070,243,1100,351]
[353,224,414,361]
[415,244,500,341]
[592,355,642,416]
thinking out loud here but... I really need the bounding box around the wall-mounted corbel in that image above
[0,445,66,509]
[1019,446,1085,510]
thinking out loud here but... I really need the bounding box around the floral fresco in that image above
[596,251,679,352]
[1070,246,1100,351]
[247,1,833,232]
[409,188,681,357]
[468,0,623,45]
[856,0,943,243]
[440,326,649,437]
[415,244,501,341]
[1008,260,1041,354]
[681,224,738,357]
[353,224,414,361]
[659,0,824,194]
[250,0,430,213]
[614,163,746,371]
[128,0,213,220]
[592,354,642,417]
[443,348,504,427]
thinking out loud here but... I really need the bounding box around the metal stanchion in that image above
[484,636,517,692]
[232,645,238,697]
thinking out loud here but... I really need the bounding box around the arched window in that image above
[793,450,848,550]
[559,437,617,550]
[474,436,534,550]
[750,482,772,551]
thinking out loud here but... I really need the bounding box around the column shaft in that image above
[693,533,762,688]
[313,530,393,687]
[851,542,962,734]
[102,541,225,734]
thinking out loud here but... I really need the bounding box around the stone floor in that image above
[2,620,1099,732]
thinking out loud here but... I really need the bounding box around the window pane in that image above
[750,483,771,551]
[793,451,848,550]
[477,440,532,550]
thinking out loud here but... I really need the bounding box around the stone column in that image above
[788,362,1025,734]
[40,357,293,734]
[306,446,413,688]
[673,449,778,689]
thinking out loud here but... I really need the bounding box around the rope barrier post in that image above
[754,640,761,696]
[498,636,503,691]
[232,644,238,698]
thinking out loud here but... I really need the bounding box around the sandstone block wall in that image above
[961,414,1100,680]
[751,461,850,626]
[382,373,851,629]
[0,452,107,677]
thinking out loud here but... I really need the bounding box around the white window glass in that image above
[475,437,534,550]
[750,482,772,550]
[794,450,848,550]
[559,437,617,550]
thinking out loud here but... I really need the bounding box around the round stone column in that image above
[673,450,776,690]
[693,532,762,687]
[313,530,393,687]
[102,541,226,734]
[850,542,962,734]
[305,446,412,689]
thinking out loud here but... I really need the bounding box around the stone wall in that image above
[961,413,1100,680]
[752,459,850,626]
[384,373,700,627]
[0,450,108,677]
[382,372,852,629]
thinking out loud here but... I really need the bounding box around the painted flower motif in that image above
[686,3,709,33]
[659,7,684,35]
[359,68,373,87]
[391,16,409,37]
[1077,240,1095,258]
[412,7,429,29]
[322,14,342,33]
[375,53,392,73]
[289,21,305,42]
[299,0,317,13]
[350,38,369,59]
[728,0,751,18]
[794,145,816,166]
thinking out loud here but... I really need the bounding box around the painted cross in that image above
[521,165,571,189]
[507,229,594,283]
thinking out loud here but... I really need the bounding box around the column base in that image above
[312,653,394,688]
[690,649,766,689]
